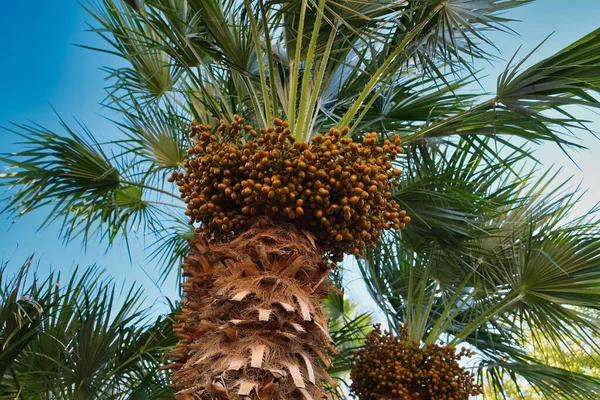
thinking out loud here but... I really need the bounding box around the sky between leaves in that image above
[0,0,599,318]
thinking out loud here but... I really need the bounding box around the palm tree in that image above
[358,142,600,398]
[2,0,600,398]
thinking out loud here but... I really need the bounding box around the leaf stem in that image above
[244,0,273,124]
[288,0,308,132]
[338,3,445,133]
[120,180,182,202]
[403,97,498,144]
[295,0,327,137]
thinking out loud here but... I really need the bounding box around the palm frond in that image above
[324,292,373,391]
[403,27,600,156]
[395,139,526,255]
[84,0,180,104]
[147,216,195,284]
[110,95,190,173]
[0,117,180,248]
[4,258,177,399]
[0,256,54,392]
[483,359,600,400]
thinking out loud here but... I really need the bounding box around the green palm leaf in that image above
[359,150,600,396]
[0,117,183,248]
[2,258,177,399]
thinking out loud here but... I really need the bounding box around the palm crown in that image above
[2,0,600,398]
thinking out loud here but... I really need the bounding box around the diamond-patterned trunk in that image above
[166,218,335,399]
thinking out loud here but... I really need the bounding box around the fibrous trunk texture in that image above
[167,218,335,399]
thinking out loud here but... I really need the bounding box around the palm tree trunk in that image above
[166,217,335,400]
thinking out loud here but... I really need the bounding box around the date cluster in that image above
[350,325,483,400]
[170,116,409,260]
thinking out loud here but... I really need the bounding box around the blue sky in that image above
[1,1,599,316]
[0,2,178,310]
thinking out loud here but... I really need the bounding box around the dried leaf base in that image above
[166,218,336,400]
